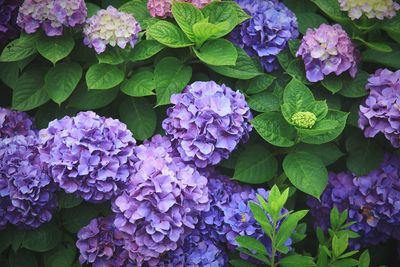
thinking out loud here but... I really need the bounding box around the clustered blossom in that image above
[39,111,137,203]
[0,108,36,138]
[296,23,359,83]
[17,0,87,36]
[291,111,317,129]
[338,0,400,20]
[307,154,400,248]
[162,81,252,168]
[83,6,141,54]
[111,135,209,266]
[158,229,228,267]
[0,135,57,229]
[77,215,133,267]
[147,0,212,18]
[359,68,400,148]
[230,0,298,72]
[0,0,21,43]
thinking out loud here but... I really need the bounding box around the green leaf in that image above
[147,21,193,48]
[330,207,340,229]
[280,254,316,267]
[0,62,19,88]
[201,2,238,31]
[62,204,99,233]
[172,2,204,41]
[249,202,273,237]
[86,64,124,90]
[246,74,276,94]
[276,210,308,251]
[352,37,392,52]
[233,144,277,184]
[193,39,237,66]
[58,192,83,209]
[297,12,328,34]
[358,250,370,267]
[121,70,155,97]
[12,68,49,111]
[119,97,157,141]
[297,120,339,136]
[300,110,348,144]
[252,112,297,147]
[9,249,37,267]
[43,242,76,267]
[96,47,125,65]
[331,259,359,267]
[209,47,262,79]
[230,259,258,267]
[22,223,62,252]
[285,59,309,85]
[68,85,119,109]
[282,78,315,121]
[307,101,329,121]
[283,151,328,198]
[129,40,165,62]
[236,236,267,255]
[45,62,82,104]
[192,21,231,46]
[119,0,151,29]
[310,0,350,23]
[291,143,344,166]
[332,235,349,257]
[247,92,280,113]
[338,71,369,98]
[86,2,101,17]
[154,57,192,106]
[362,48,400,69]
[0,33,38,62]
[346,134,384,176]
[321,75,343,94]
[37,34,75,64]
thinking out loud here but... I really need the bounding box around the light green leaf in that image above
[22,223,62,252]
[246,74,276,94]
[276,210,308,251]
[96,47,125,65]
[236,236,267,255]
[297,120,338,136]
[358,250,370,267]
[0,33,38,62]
[282,78,315,122]
[247,92,280,113]
[332,235,348,257]
[45,62,82,104]
[233,145,277,184]
[119,97,157,141]
[86,64,124,90]
[201,1,240,33]
[129,40,165,62]
[172,2,204,41]
[193,39,237,66]
[121,70,155,97]
[86,3,101,17]
[310,0,350,23]
[283,151,328,198]
[37,34,75,64]
[192,21,230,46]
[119,0,151,29]
[252,112,297,147]
[280,254,316,267]
[147,21,194,48]
[154,57,192,106]
[353,37,392,52]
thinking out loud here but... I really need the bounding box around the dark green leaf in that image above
[193,39,237,66]
[280,254,316,267]
[0,34,38,62]
[129,40,165,62]
[247,92,280,113]
[37,34,75,64]
[297,13,328,34]
[362,48,400,69]
[0,62,19,88]
[119,0,152,29]
[291,143,344,166]
[22,223,62,252]
[338,71,369,98]
[86,64,124,90]
[121,70,155,97]
[310,0,350,23]
[58,192,83,209]
[68,85,119,109]
[246,74,276,94]
[96,47,125,65]
[9,249,37,267]
[353,37,392,52]
[276,210,308,251]
[43,242,76,267]
[62,204,99,233]
[322,75,343,94]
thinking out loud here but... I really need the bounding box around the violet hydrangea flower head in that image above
[308,154,400,248]
[77,215,133,267]
[17,0,87,36]
[162,81,253,168]
[0,135,57,229]
[158,229,228,267]
[83,6,141,54]
[39,111,137,203]
[229,0,299,72]
[338,0,400,20]
[0,107,36,138]
[296,23,359,82]
[359,68,400,148]
[147,0,212,18]
[111,135,209,266]
[0,0,21,43]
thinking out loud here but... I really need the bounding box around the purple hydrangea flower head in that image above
[83,6,141,54]
[308,154,400,248]
[77,215,134,267]
[0,107,36,138]
[162,81,253,168]
[17,0,87,36]
[158,229,228,267]
[0,0,21,43]
[338,0,400,20]
[39,111,137,203]
[0,135,57,229]
[359,68,400,148]
[111,135,209,266]
[229,0,299,72]
[296,23,359,82]
[147,0,212,18]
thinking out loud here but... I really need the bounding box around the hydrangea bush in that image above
[0,0,400,266]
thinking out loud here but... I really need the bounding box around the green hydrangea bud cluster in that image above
[291,111,317,129]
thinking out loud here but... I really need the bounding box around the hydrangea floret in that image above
[338,0,400,20]
[0,0,20,43]
[147,0,212,18]
[291,111,317,129]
